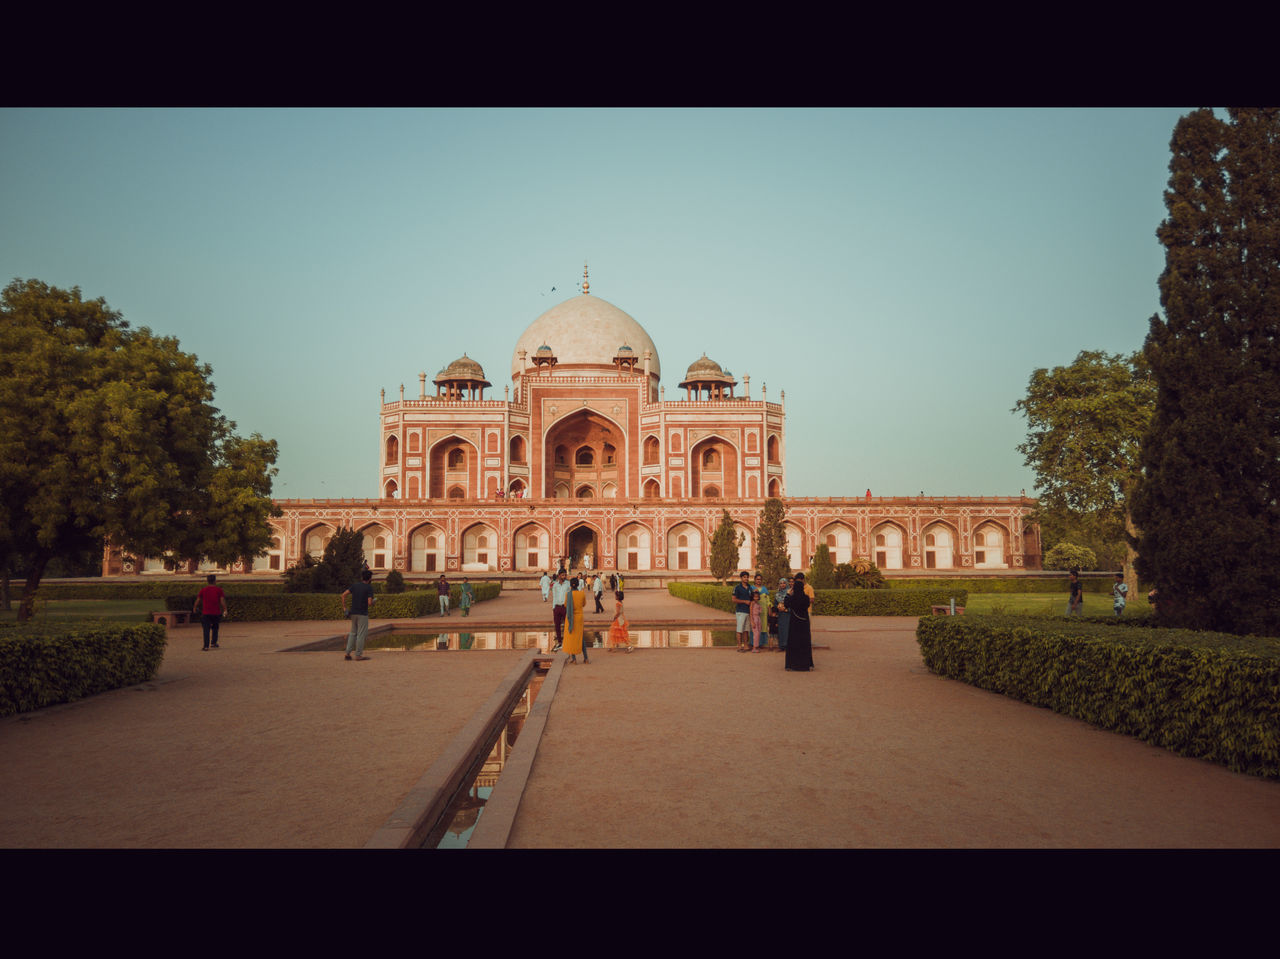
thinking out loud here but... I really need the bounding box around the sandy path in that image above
[506,619,1280,848]
[0,619,522,848]
[2,589,1277,848]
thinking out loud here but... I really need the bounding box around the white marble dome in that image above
[510,294,661,380]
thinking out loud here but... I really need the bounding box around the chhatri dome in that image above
[510,268,661,380]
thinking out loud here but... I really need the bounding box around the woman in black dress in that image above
[784,572,813,671]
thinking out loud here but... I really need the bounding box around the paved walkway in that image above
[1,585,1277,847]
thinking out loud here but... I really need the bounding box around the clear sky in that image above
[1,107,1188,500]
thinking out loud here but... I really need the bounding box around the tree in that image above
[1013,350,1154,589]
[809,544,835,589]
[754,497,792,587]
[1132,108,1280,634]
[0,279,280,621]
[708,509,743,584]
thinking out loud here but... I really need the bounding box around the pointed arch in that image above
[513,522,551,571]
[616,521,653,570]
[922,520,958,569]
[428,434,480,499]
[872,521,906,570]
[819,521,855,565]
[973,520,1010,569]
[409,522,446,572]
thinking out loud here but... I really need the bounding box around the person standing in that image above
[341,569,375,661]
[1067,570,1084,615]
[540,570,552,603]
[437,574,451,616]
[1112,572,1128,617]
[459,577,474,617]
[563,576,589,664]
[749,573,768,652]
[753,574,771,651]
[607,590,633,653]
[593,572,605,613]
[775,576,791,654]
[550,568,570,651]
[733,570,753,652]
[192,574,227,651]
[784,572,814,671]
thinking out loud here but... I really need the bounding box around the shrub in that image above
[916,613,1280,779]
[0,622,167,717]
[384,570,406,594]
[833,559,886,589]
[1043,542,1099,571]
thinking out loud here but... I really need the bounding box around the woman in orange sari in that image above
[564,576,589,664]
[607,590,633,653]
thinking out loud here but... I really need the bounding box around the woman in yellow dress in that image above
[564,576,590,664]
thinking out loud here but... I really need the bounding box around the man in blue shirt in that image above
[342,569,376,661]
[733,570,754,652]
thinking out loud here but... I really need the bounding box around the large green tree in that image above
[754,497,792,587]
[1132,108,1280,634]
[0,279,280,620]
[1013,350,1155,588]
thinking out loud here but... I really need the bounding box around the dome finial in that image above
[582,261,589,296]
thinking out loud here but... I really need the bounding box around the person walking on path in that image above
[551,569,570,651]
[540,571,551,603]
[341,569,375,661]
[1112,572,1128,617]
[437,574,451,616]
[593,572,605,613]
[563,576,589,664]
[607,590,633,653]
[459,577,474,617]
[784,572,814,671]
[193,574,228,650]
[733,571,754,652]
[774,576,790,653]
[1067,570,1084,615]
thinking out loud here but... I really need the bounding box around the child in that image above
[608,590,633,653]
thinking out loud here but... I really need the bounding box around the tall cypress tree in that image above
[1133,108,1280,634]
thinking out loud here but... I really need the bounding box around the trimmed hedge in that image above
[167,583,502,621]
[33,581,286,601]
[916,614,1280,779]
[668,583,967,617]
[0,621,167,718]
[890,576,1144,595]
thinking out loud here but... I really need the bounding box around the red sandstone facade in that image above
[103,276,1040,577]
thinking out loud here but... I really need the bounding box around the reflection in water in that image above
[361,628,739,652]
[425,667,547,849]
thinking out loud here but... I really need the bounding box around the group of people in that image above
[732,570,815,671]
[1067,569,1131,617]
[546,566,633,663]
[432,574,474,617]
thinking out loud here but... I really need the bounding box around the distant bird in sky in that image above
[540,285,557,296]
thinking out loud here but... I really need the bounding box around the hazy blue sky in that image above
[1,107,1188,499]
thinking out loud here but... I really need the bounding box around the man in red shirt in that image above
[193,574,228,650]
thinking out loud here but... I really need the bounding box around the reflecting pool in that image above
[288,627,745,653]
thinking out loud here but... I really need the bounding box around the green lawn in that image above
[0,599,158,624]
[960,592,1152,618]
